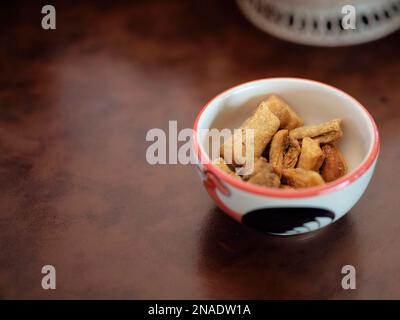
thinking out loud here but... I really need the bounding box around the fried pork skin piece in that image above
[213,158,241,180]
[279,184,294,190]
[247,158,280,188]
[289,118,343,144]
[263,94,304,130]
[269,130,301,173]
[283,137,301,169]
[269,129,289,171]
[297,137,325,171]
[282,168,325,188]
[320,144,348,182]
[220,103,280,165]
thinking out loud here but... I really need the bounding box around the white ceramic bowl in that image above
[193,78,379,235]
[237,0,400,46]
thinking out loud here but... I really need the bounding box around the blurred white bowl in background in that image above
[237,0,400,46]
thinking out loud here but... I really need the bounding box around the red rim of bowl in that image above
[193,77,380,199]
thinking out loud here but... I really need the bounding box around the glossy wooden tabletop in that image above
[0,0,399,299]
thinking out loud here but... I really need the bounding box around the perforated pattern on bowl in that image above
[237,0,400,46]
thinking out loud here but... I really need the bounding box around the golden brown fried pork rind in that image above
[269,129,289,171]
[213,158,241,180]
[269,130,301,173]
[221,102,280,165]
[282,168,325,188]
[282,137,300,169]
[289,118,343,144]
[320,144,348,182]
[279,184,294,190]
[246,158,280,188]
[297,137,325,171]
[314,131,343,144]
[263,94,304,130]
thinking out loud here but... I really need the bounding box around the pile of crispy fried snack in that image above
[214,94,348,189]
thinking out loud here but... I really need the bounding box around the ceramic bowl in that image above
[236,0,400,46]
[193,78,379,235]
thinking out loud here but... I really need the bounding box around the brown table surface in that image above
[0,0,399,300]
